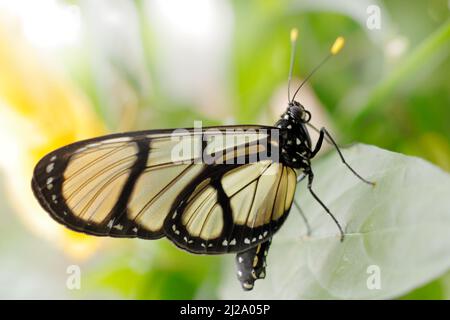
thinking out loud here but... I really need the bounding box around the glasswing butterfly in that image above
[31,29,373,291]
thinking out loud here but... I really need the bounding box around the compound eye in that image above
[301,110,311,122]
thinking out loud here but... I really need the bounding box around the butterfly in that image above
[31,30,373,291]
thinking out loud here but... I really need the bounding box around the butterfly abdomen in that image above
[235,239,272,290]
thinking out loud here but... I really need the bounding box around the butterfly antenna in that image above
[290,36,345,103]
[287,28,299,103]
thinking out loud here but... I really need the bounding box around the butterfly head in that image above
[287,101,311,123]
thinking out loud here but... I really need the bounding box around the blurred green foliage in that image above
[69,0,449,299]
[82,241,221,299]
[1,0,448,299]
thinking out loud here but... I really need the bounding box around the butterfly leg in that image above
[293,199,311,237]
[235,239,272,291]
[307,171,345,242]
[311,127,374,186]
[294,174,311,236]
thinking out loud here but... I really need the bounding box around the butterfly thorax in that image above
[275,102,312,170]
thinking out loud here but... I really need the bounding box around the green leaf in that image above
[219,144,450,299]
[400,270,450,300]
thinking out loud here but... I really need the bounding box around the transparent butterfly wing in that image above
[32,126,297,253]
[164,159,296,254]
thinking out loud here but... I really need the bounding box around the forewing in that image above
[32,126,285,243]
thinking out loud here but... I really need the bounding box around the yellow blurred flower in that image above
[0,20,106,260]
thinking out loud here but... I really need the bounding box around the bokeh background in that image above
[0,0,448,299]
